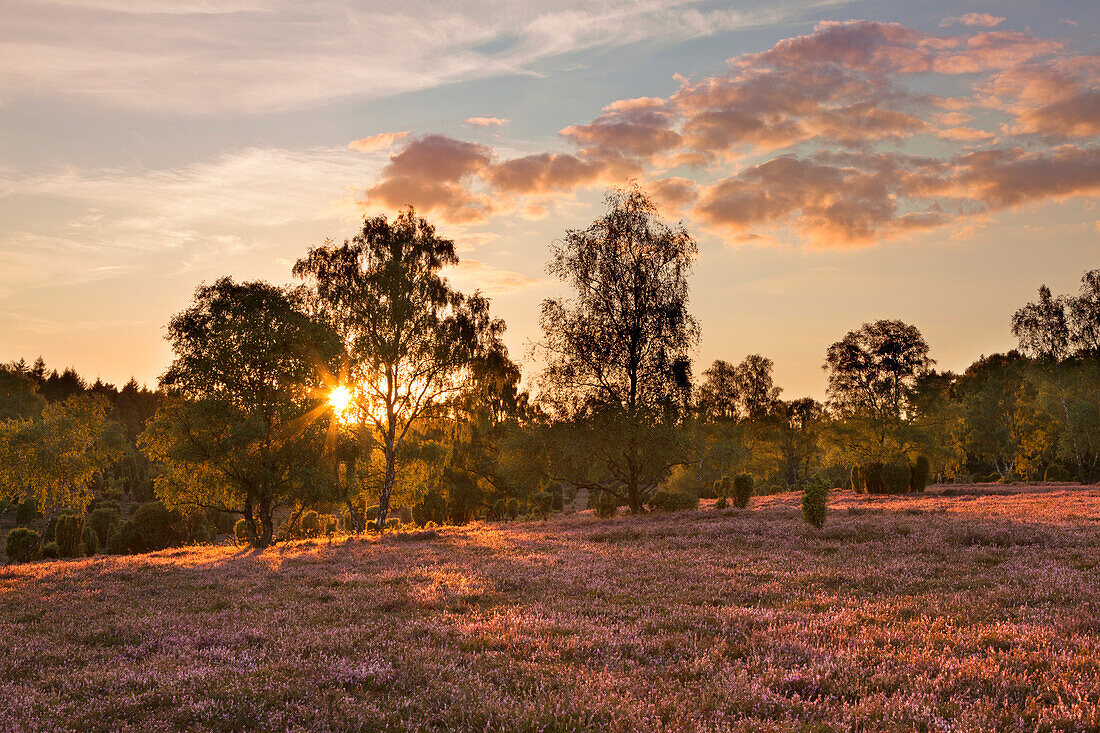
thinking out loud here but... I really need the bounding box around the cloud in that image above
[940,13,1005,28]
[364,135,495,223]
[466,117,508,127]
[444,259,541,296]
[0,0,828,114]
[349,19,1095,246]
[348,132,409,152]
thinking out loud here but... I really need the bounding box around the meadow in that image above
[2,485,1099,732]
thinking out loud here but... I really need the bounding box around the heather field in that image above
[4,485,1100,733]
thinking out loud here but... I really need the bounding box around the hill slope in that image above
[2,486,1099,732]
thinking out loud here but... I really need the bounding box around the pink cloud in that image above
[465,117,509,127]
[348,131,409,152]
[940,13,1005,28]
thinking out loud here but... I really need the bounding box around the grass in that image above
[2,484,1100,731]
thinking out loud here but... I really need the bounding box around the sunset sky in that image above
[1,0,1097,399]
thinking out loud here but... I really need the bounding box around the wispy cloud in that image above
[0,0,851,114]
[466,117,509,127]
[940,13,1005,28]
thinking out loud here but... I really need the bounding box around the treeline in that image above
[1,185,1098,559]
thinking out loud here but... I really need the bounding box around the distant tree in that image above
[537,185,698,512]
[733,354,782,419]
[824,319,933,458]
[775,397,823,488]
[0,364,46,421]
[697,360,739,422]
[139,278,341,548]
[0,394,126,512]
[294,207,493,532]
[1012,285,1070,361]
[1067,269,1100,356]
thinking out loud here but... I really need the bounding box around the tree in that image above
[1012,285,1070,361]
[824,319,933,459]
[0,394,126,512]
[697,360,739,421]
[537,185,699,512]
[1067,269,1100,356]
[733,354,782,419]
[293,207,491,531]
[0,364,46,421]
[139,278,341,548]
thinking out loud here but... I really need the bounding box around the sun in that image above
[328,385,352,414]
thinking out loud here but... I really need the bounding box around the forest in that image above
[2,186,1099,560]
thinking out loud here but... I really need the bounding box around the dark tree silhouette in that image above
[1068,269,1100,356]
[1012,285,1070,361]
[538,185,698,512]
[697,359,739,422]
[733,354,782,419]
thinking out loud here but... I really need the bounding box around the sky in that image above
[0,0,1097,399]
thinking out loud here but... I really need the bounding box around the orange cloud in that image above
[940,13,1005,28]
[348,131,409,152]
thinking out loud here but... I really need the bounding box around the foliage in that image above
[132,501,184,551]
[39,541,59,560]
[15,498,37,527]
[537,185,697,513]
[861,462,884,494]
[87,507,121,547]
[910,455,931,492]
[140,278,341,548]
[107,521,143,555]
[505,498,519,520]
[82,524,98,556]
[881,462,911,494]
[594,490,620,519]
[412,489,448,527]
[1012,285,1069,361]
[234,519,250,546]
[646,489,699,513]
[801,474,829,529]
[54,513,84,557]
[732,474,754,509]
[5,527,40,562]
[532,490,554,519]
[1044,465,1070,482]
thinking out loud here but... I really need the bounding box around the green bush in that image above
[300,510,321,537]
[910,455,931,492]
[862,462,884,494]
[550,485,564,511]
[732,474,754,509]
[107,520,143,555]
[412,490,447,526]
[5,527,40,562]
[82,525,98,556]
[54,513,85,557]
[881,462,911,494]
[505,497,519,520]
[647,489,699,513]
[490,499,506,521]
[214,511,237,535]
[1044,465,1070,482]
[132,501,183,551]
[532,490,555,519]
[801,474,829,529]
[39,541,60,560]
[713,476,732,499]
[15,498,38,527]
[234,519,251,546]
[86,498,122,515]
[594,490,619,519]
[87,507,121,547]
[715,496,728,510]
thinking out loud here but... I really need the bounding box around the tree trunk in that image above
[376,435,396,534]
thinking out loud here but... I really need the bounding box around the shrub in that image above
[87,507,121,547]
[128,504,138,515]
[881,462,911,494]
[365,505,380,522]
[849,465,864,493]
[82,525,98,556]
[300,510,321,537]
[1044,465,1070,482]
[39,541,60,559]
[801,474,829,529]
[594,490,619,519]
[714,476,733,498]
[910,455,931,492]
[732,474,754,509]
[107,520,143,555]
[647,489,699,513]
[234,519,251,546]
[715,496,728,510]
[132,501,183,551]
[550,484,564,511]
[505,497,519,521]
[412,490,447,527]
[324,515,339,535]
[5,527,40,562]
[86,498,122,515]
[214,511,237,535]
[54,513,85,557]
[862,462,884,494]
[15,498,38,527]
[532,490,555,519]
